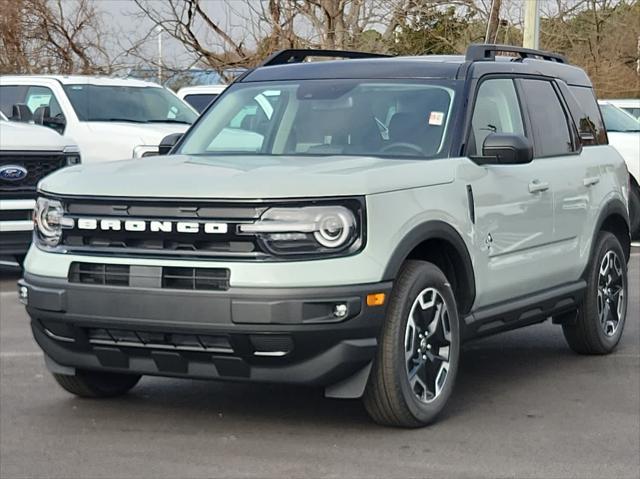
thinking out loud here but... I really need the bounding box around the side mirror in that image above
[158,133,183,155]
[33,106,66,134]
[479,133,533,165]
[10,104,32,123]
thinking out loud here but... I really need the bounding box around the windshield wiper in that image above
[91,118,148,123]
[146,119,192,124]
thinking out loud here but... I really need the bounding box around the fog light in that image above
[333,303,348,318]
[18,285,28,305]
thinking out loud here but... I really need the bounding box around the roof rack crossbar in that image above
[261,49,391,66]
[465,44,567,64]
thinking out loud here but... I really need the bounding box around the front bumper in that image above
[20,273,391,389]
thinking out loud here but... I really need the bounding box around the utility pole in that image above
[484,0,502,44]
[157,25,163,84]
[523,0,540,49]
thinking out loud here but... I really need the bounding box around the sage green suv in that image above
[20,45,631,427]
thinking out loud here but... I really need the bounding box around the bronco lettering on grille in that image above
[76,218,228,234]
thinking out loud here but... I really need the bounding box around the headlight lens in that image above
[34,198,72,247]
[239,206,360,256]
[63,146,81,165]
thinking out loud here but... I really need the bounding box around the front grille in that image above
[85,327,234,354]
[60,199,268,259]
[0,209,32,221]
[0,152,67,196]
[69,262,230,291]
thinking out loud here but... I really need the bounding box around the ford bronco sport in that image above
[20,45,631,427]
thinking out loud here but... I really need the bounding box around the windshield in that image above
[178,80,457,158]
[600,103,640,132]
[63,84,198,124]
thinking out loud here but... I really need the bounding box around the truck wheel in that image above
[629,185,640,240]
[52,370,141,398]
[363,260,460,428]
[563,232,628,354]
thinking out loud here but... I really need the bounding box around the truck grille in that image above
[69,262,230,291]
[59,199,268,259]
[0,152,67,197]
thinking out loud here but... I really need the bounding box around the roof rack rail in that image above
[465,44,567,64]
[261,49,391,67]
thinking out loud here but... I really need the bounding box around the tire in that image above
[363,260,460,428]
[629,185,640,240]
[562,232,628,354]
[52,370,141,398]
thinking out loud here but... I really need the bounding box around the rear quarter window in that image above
[566,86,607,145]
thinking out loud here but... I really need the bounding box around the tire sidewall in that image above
[391,263,461,423]
[629,185,640,239]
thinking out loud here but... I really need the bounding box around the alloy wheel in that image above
[404,288,452,403]
[597,250,626,337]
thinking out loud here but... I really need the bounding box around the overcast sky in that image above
[99,0,243,68]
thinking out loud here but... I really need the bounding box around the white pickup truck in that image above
[0,118,80,263]
[0,76,197,163]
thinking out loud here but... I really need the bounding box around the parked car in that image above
[602,98,640,119]
[177,84,227,113]
[598,101,640,238]
[0,76,198,163]
[0,118,79,263]
[21,45,631,427]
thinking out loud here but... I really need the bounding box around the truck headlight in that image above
[239,206,361,256]
[63,146,81,165]
[133,145,159,158]
[34,197,73,246]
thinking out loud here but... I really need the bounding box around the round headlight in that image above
[314,211,352,248]
[35,198,66,246]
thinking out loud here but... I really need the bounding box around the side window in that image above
[0,85,28,117]
[565,86,607,145]
[470,78,525,155]
[520,79,573,157]
[25,86,63,118]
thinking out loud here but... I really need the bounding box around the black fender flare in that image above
[382,220,476,314]
[588,198,631,265]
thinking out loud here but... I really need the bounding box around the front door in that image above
[464,77,556,307]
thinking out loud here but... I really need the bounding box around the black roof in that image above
[240,44,592,88]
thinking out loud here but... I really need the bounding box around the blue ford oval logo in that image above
[0,165,28,182]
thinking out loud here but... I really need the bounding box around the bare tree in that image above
[0,0,116,74]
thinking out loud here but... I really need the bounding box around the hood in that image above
[608,132,640,181]
[85,122,190,146]
[39,154,455,198]
[0,121,76,151]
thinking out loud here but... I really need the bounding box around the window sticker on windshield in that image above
[429,111,444,126]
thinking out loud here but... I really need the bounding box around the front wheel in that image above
[563,232,628,354]
[53,370,141,398]
[363,260,460,428]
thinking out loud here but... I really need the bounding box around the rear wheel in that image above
[53,370,141,398]
[563,232,628,354]
[363,260,460,427]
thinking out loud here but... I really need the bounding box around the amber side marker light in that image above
[367,293,386,307]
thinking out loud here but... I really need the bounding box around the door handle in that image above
[528,179,550,193]
[583,176,600,187]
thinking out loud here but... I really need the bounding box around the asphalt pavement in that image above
[1,249,639,479]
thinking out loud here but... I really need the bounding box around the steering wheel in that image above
[380,142,424,156]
